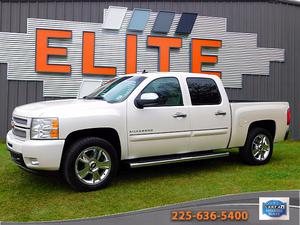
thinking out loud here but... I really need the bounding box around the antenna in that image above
[142,69,148,74]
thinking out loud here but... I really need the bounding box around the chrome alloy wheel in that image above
[75,146,112,185]
[251,134,271,161]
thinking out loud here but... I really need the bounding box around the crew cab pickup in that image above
[6,72,290,191]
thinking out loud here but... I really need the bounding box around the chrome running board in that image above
[129,152,230,168]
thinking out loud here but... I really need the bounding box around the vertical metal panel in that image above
[0,64,9,138]
[292,3,300,140]
[55,1,65,20]
[0,0,299,140]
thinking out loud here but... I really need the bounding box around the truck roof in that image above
[121,72,220,79]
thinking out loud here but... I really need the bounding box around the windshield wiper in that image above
[94,95,105,100]
[83,95,105,101]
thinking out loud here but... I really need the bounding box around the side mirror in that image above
[135,93,159,109]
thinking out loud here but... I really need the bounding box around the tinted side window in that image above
[141,77,183,107]
[186,78,221,105]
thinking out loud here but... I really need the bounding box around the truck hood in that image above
[13,99,112,118]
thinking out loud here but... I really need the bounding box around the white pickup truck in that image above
[7,72,290,191]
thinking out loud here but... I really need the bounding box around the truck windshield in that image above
[84,76,146,103]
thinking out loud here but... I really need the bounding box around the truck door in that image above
[126,77,190,158]
[186,77,231,151]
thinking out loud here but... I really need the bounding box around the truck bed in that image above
[228,101,289,148]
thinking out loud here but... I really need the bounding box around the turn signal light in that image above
[50,129,59,138]
[52,119,59,129]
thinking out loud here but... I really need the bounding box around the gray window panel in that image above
[175,13,198,34]
[152,11,175,34]
[128,9,151,31]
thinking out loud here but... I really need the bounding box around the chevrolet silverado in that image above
[7,72,290,191]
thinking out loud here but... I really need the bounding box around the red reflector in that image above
[287,108,291,125]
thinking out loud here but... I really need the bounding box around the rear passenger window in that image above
[186,78,221,105]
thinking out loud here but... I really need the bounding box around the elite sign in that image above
[36,29,221,76]
[0,6,284,97]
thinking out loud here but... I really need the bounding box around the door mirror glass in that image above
[135,93,159,108]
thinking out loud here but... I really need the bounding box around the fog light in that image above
[29,158,39,166]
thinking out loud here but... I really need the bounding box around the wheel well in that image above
[61,128,121,169]
[248,120,276,139]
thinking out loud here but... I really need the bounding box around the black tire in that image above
[239,127,273,165]
[62,137,119,191]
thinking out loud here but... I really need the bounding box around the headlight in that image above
[31,118,59,140]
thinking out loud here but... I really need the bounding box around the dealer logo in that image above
[259,197,289,220]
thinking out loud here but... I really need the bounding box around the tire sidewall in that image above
[63,137,118,191]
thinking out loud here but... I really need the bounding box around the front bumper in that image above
[6,130,65,171]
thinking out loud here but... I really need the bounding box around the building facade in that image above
[0,0,299,139]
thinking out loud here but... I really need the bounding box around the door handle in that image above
[215,110,227,116]
[173,112,187,118]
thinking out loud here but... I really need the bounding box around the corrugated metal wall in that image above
[0,0,299,140]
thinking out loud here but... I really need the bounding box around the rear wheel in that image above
[239,127,273,165]
[63,137,118,191]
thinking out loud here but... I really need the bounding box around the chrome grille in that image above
[12,127,26,139]
[13,116,27,126]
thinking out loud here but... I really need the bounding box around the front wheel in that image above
[239,128,273,165]
[62,137,119,191]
